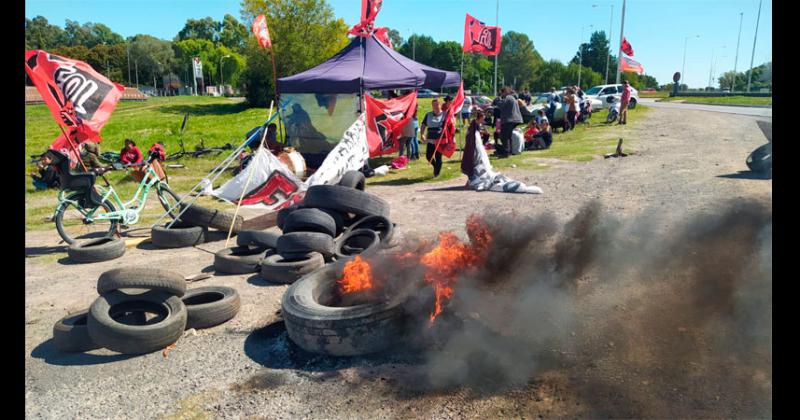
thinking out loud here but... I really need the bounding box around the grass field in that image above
[25,96,650,231]
[639,91,669,98]
[659,95,772,106]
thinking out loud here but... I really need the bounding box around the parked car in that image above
[584,83,639,109]
[417,89,441,98]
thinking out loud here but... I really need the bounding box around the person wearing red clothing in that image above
[119,139,143,165]
[619,80,632,125]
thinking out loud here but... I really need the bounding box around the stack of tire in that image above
[213,230,280,274]
[259,170,395,284]
[151,204,244,249]
[51,267,240,354]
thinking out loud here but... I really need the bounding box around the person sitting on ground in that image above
[80,141,104,171]
[148,142,166,161]
[523,118,540,144]
[29,152,60,190]
[526,110,553,150]
[119,139,143,165]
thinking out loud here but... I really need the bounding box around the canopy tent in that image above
[277,35,461,94]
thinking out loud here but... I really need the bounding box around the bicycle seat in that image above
[47,150,104,206]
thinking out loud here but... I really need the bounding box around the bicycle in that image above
[47,150,183,245]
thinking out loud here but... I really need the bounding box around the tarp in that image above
[277,35,461,94]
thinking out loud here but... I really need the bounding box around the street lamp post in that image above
[614,0,627,85]
[708,46,725,89]
[578,25,594,88]
[219,55,231,93]
[733,12,743,92]
[134,60,139,88]
[746,0,763,92]
[493,0,499,97]
[593,3,614,84]
[682,35,700,89]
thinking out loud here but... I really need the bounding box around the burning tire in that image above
[302,185,390,220]
[335,229,381,260]
[282,262,405,356]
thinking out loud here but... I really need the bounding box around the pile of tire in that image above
[151,204,244,249]
[259,170,396,285]
[67,236,126,263]
[213,230,280,274]
[51,267,240,354]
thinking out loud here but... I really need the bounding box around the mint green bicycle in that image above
[47,150,182,244]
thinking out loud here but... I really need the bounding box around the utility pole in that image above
[733,12,743,92]
[746,0,763,92]
[614,0,626,84]
[493,0,499,97]
[126,42,132,86]
[709,46,725,89]
[134,60,139,88]
[593,4,614,84]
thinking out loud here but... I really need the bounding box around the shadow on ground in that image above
[25,246,67,257]
[156,102,250,116]
[717,171,771,180]
[31,339,135,366]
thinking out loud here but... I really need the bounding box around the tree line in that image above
[26,0,667,106]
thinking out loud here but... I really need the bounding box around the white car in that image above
[585,84,639,109]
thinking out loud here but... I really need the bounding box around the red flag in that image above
[436,82,465,158]
[349,0,383,36]
[373,27,393,49]
[621,37,634,56]
[365,91,417,156]
[252,15,272,49]
[463,14,502,56]
[620,56,645,74]
[25,50,123,137]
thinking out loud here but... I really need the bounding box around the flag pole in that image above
[56,124,111,187]
[224,100,274,248]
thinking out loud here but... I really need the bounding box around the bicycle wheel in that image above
[55,193,119,245]
[156,183,183,220]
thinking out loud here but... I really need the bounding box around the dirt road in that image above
[25,105,772,419]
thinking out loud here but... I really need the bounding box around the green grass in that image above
[659,95,772,106]
[25,96,652,231]
[639,91,669,98]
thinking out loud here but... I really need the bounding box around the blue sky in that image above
[26,0,772,89]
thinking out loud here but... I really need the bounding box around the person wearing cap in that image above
[80,141,104,170]
[619,80,632,125]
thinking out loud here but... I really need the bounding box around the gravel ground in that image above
[25,106,772,419]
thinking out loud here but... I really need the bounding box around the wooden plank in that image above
[240,211,278,231]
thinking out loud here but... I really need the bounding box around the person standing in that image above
[564,88,578,131]
[461,109,486,180]
[399,108,417,158]
[461,95,472,126]
[619,80,632,125]
[419,99,446,177]
[497,87,523,158]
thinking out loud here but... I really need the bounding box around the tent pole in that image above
[224,100,274,248]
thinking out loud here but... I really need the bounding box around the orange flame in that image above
[420,216,492,324]
[338,256,374,294]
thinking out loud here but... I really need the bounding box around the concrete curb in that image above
[681,101,772,109]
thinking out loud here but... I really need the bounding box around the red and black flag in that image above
[364,91,417,156]
[621,37,634,56]
[463,14,502,56]
[436,82,465,158]
[252,14,272,49]
[25,50,124,166]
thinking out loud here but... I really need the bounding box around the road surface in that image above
[639,97,772,118]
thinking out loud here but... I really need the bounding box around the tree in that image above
[497,31,543,91]
[530,60,566,92]
[430,41,461,72]
[219,14,249,52]
[398,34,436,64]
[462,55,494,94]
[571,31,612,78]
[129,35,177,88]
[240,0,350,106]
[177,17,221,42]
[25,16,66,50]
[386,28,403,49]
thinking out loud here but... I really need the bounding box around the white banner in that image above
[192,58,203,78]
[305,114,369,186]
[468,130,543,194]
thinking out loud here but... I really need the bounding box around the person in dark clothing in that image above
[420,99,446,177]
[461,110,486,180]
[497,86,523,158]
[80,141,104,170]
[526,110,553,150]
[29,153,60,190]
